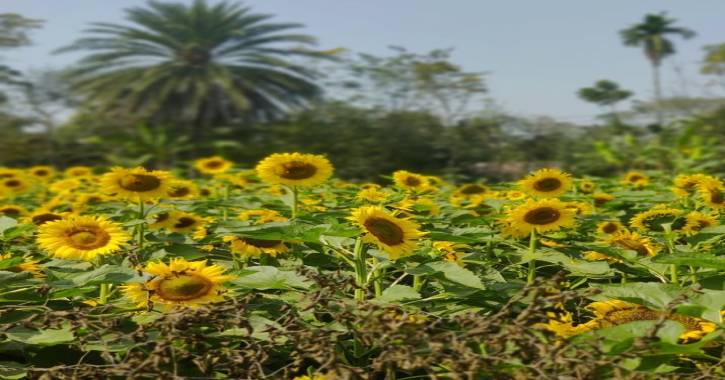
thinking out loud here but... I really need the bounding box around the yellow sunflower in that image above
[596,220,625,235]
[64,166,93,177]
[100,167,172,200]
[578,180,596,194]
[238,209,288,224]
[49,178,83,194]
[540,300,717,342]
[629,206,685,233]
[1,176,31,196]
[592,192,614,207]
[224,236,288,258]
[194,156,233,175]
[682,211,719,236]
[433,241,468,266]
[696,177,725,210]
[583,250,622,263]
[0,253,44,278]
[356,187,389,203]
[505,198,576,236]
[672,174,710,198]
[392,170,431,192]
[36,215,131,261]
[605,231,658,257]
[24,210,66,226]
[256,152,333,187]
[164,211,211,234]
[0,204,28,218]
[121,258,235,309]
[166,179,199,199]
[349,206,425,260]
[518,168,572,198]
[621,171,649,188]
[27,165,56,181]
[395,197,441,217]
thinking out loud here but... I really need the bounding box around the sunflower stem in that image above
[373,259,384,297]
[137,198,145,250]
[353,237,367,301]
[99,283,109,305]
[413,275,423,292]
[527,230,537,285]
[291,186,298,219]
[222,184,230,221]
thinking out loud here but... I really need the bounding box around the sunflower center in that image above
[4,180,21,188]
[204,160,224,169]
[118,174,161,192]
[405,176,422,187]
[0,207,21,216]
[157,274,213,301]
[34,170,49,176]
[523,207,561,225]
[364,217,405,245]
[708,188,724,205]
[173,217,197,229]
[32,213,62,225]
[628,175,643,182]
[242,238,282,248]
[460,184,485,194]
[533,178,562,192]
[169,187,190,197]
[155,212,170,223]
[278,161,317,180]
[602,223,619,234]
[66,227,110,250]
[599,307,662,326]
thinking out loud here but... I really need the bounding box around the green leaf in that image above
[652,253,725,269]
[0,216,18,236]
[421,261,485,289]
[5,326,74,345]
[233,266,311,290]
[0,361,27,379]
[48,264,138,287]
[375,285,421,303]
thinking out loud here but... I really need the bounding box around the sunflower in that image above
[582,301,716,342]
[49,178,83,194]
[433,241,468,266]
[629,206,685,233]
[224,236,288,258]
[578,180,596,194]
[121,258,235,309]
[0,204,28,218]
[621,171,649,188]
[540,300,717,342]
[238,209,288,224]
[596,220,625,235]
[518,168,572,198]
[504,190,527,201]
[194,156,233,175]
[0,253,44,278]
[357,187,389,203]
[36,215,131,261]
[64,166,93,177]
[672,174,710,197]
[0,168,22,179]
[565,201,593,216]
[392,170,430,192]
[27,165,56,181]
[100,167,172,200]
[164,211,211,234]
[349,206,425,260]
[72,193,109,212]
[696,177,725,210]
[592,192,614,206]
[583,250,622,263]
[166,179,199,199]
[450,183,488,205]
[24,210,66,226]
[682,211,719,236]
[606,231,658,257]
[1,176,31,195]
[256,152,333,187]
[396,197,441,217]
[505,198,576,236]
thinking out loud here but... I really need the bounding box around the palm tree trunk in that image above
[652,62,663,124]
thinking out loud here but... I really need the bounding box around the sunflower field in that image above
[0,153,724,379]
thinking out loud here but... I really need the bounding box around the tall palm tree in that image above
[620,12,695,122]
[57,0,331,140]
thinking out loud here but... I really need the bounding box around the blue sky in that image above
[4,0,724,122]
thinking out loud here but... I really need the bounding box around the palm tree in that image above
[620,12,695,122]
[57,0,332,141]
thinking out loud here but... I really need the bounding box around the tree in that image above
[620,13,695,122]
[701,43,725,90]
[0,13,42,97]
[57,0,333,142]
[331,47,487,125]
[577,80,632,117]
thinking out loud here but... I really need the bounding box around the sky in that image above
[3,0,725,123]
